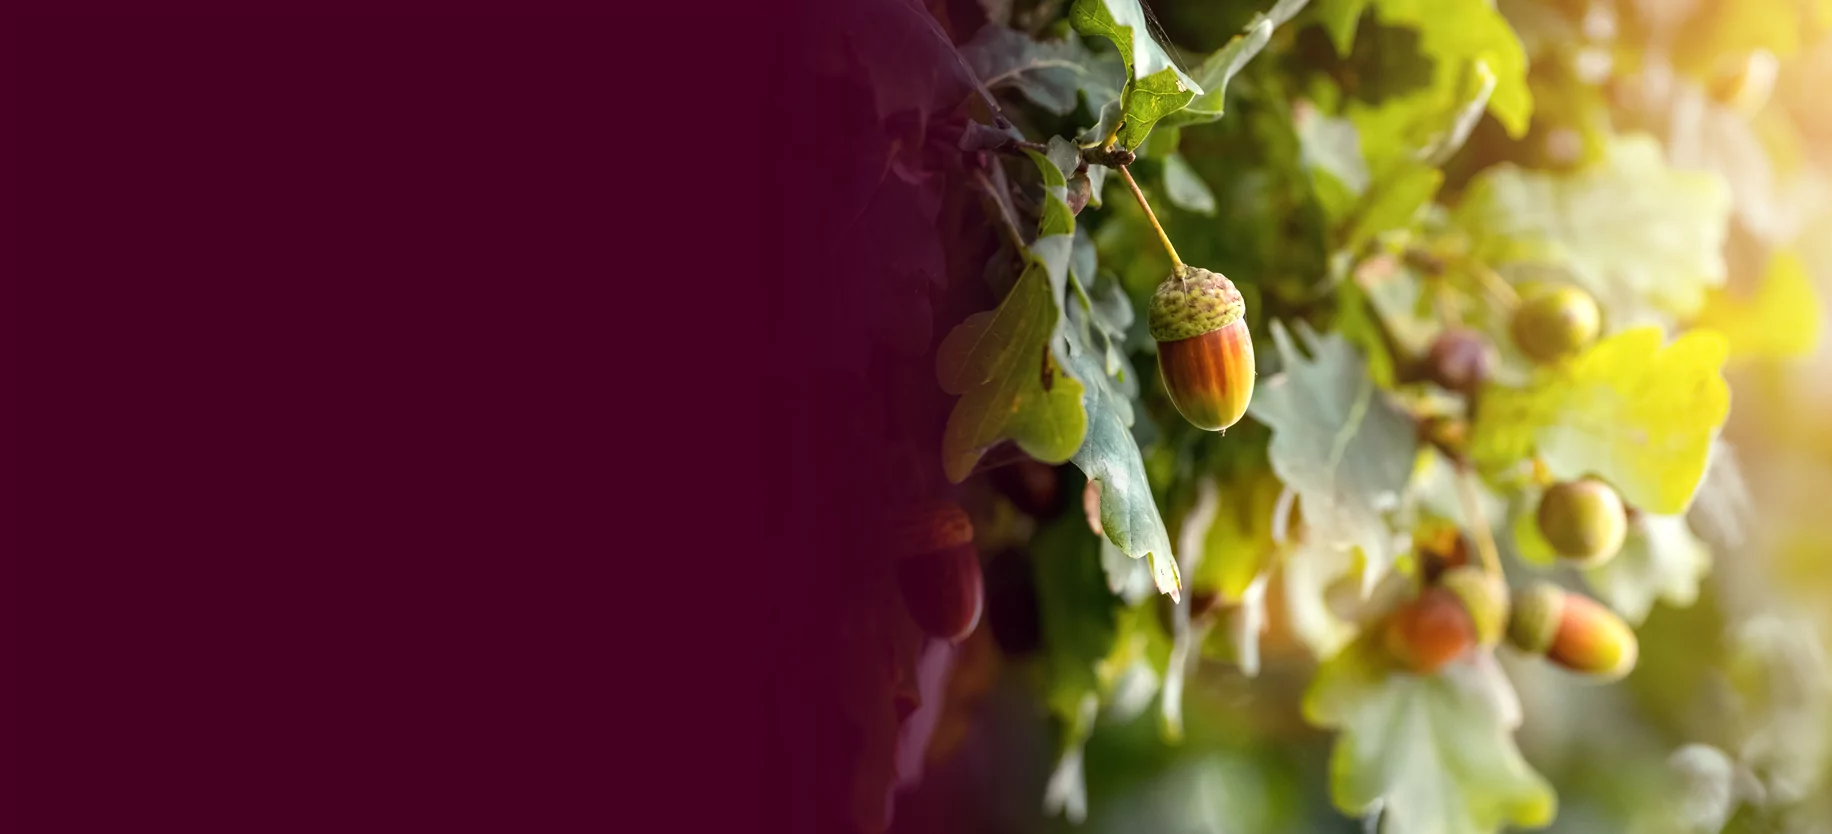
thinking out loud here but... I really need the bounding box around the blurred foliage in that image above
[830,0,1832,830]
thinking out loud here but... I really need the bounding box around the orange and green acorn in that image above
[1508,581,1638,681]
[1118,165,1256,432]
[1383,565,1509,674]
[1149,265,1256,431]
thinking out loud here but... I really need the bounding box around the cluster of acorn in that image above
[1424,280,1604,396]
[1384,545,1638,681]
[1383,563,1638,681]
[1387,281,1643,678]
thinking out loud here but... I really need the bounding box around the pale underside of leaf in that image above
[1250,321,1416,592]
[1306,640,1557,833]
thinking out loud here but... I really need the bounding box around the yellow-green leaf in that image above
[1190,470,1284,601]
[1471,327,1732,515]
[1365,0,1532,137]
[1454,135,1733,322]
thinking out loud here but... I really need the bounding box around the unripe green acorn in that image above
[1536,478,1628,566]
[1148,266,1256,432]
[1383,586,1476,674]
[1508,582,1638,680]
[1438,566,1509,648]
[1510,284,1601,364]
[891,500,984,643]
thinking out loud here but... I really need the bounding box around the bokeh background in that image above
[806,0,1832,831]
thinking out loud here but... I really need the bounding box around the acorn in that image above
[1383,585,1476,674]
[1536,478,1627,566]
[891,500,984,642]
[1148,265,1256,432]
[1424,327,1493,394]
[1511,284,1600,364]
[1508,582,1638,681]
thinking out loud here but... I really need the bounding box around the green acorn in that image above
[1511,284,1601,364]
[1508,582,1638,681]
[1536,478,1628,567]
[1149,265,1256,432]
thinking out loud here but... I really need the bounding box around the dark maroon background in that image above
[7,7,884,831]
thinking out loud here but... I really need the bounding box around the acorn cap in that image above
[1439,566,1509,648]
[1148,266,1244,343]
[1508,581,1565,655]
[888,500,974,560]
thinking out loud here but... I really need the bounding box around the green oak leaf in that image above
[1062,275,1182,599]
[962,26,1123,116]
[1349,54,1497,178]
[1186,472,1283,675]
[1189,470,1284,602]
[936,238,1088,482]
[1069,0,1204,149]
[1281,538,1362,659]
[1367,0,1531,138]
[1453,135,1733,322]
[1310,0,1371,56]
[1304,639,1557,833]
[1158,0,1313,129]
[1248,321,1417,591]
[1470,326,1731,515]
[1295,96,1445,253]
[1032,141,1181,599]
[1584,514,1711,625]
[936,139,1095,482]
[1296,103,1369,221]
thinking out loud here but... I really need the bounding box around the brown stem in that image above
[1117,165,1183,270]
